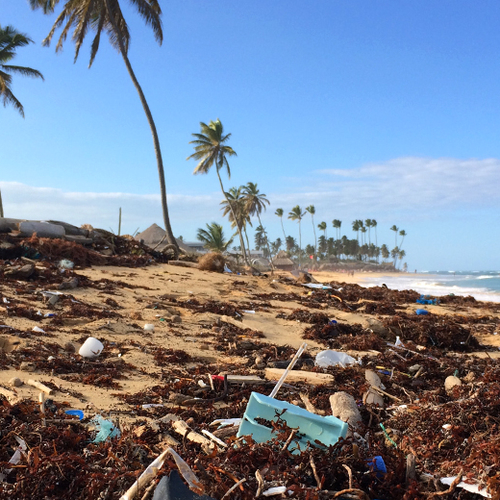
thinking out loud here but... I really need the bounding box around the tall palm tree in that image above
[30,0,178,249]
[360,226,367,246]
[352,220,361,242]
[275,208,287,243]
[0,188,3,217]
[390,225,399,248]
[399,229,407,249]
[0,25,44,117]
[197,222,233,252]
[318,221,327,240]
[372,219,378,246]
[220,186,251,257]
[288,205,305,268]
[188,119,248,263]
[332,219,342,240]
[398,249,406,270]
[365,219,372,245]
[243,182,273,265]
[305,205,317,255]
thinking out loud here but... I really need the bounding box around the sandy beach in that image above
[1,253,500,498]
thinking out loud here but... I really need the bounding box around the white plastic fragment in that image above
[262,486,287,496]
[315,350,358,368]
[440,477,491,498]
[32,326,45,333]
[0,436,26,482]
[143,324,155,332]
[210,418,242,428]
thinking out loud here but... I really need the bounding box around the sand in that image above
[1,263,499,418]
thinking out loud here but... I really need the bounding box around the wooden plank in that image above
[265,368,335,386]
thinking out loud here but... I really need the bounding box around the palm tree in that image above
[220,186,251,257]
[197,222,233,252]
[318,221,327,240]
[1,25,44,117]
[381,244,390,262]
[286,235,297,253]
[399,229,407,250]
[360,226,367,246]
[275,208,287,242]
[398,249,406,270]
[365,219,372,245]
[332,219,342,240]
[0,189,3,217]
[187,119,248,263]
[288,205,305,268]
[30,0,178,249]
[352,220,361,242]
[305,205,317,255]
[390,225,399,248]
[243,182,273,264]
[391,246,400,268]
[371,219,378,246]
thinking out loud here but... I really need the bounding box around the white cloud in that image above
[269,157,500,218]
[2,157,498,239]
[0,181,221,236]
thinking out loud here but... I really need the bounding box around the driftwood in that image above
[27,379,53,395]
[265,367,335,385]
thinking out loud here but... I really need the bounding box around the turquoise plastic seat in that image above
[237,392,348,453]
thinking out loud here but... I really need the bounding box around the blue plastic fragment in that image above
[367,456,387,478]
[237,392,348,454]
[415,309,429,315]
[91,415,121,443]
[65,409,84,420]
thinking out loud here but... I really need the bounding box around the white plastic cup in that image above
[144,324,155,332]
[79,337,104,358]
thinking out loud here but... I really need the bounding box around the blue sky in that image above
[2,1,500,271]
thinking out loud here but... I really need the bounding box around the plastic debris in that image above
[65,409,84,420]
[415,309,429,315]
[237,391,348,453]
[152,470,215,500]
[59,259,74,270]
[315,350,358,368]
[91,415,121,443]
[79,337,104,358]
[262,486,287,496]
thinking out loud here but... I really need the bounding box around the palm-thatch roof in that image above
[272,250,294,268]
[135,224,198,254]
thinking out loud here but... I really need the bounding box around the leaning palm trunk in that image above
[216,170,248,263]
[0,189,3,218]
[105,0,177,248]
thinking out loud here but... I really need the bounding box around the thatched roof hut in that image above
[272,250,294,271]
[135,224,199,255]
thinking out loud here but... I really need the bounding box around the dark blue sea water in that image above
[364,270,500,303]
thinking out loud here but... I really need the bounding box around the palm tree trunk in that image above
[243,224,251,257]
[298,221,302,269]
[215,169,248,263]
[280,217,287,243]
[0,189,4,218]
[257,213,274,270]
[104,0,177,248]
[311,217,317,255]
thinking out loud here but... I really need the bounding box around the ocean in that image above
[363,270,500,303]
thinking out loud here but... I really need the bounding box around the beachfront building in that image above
[272,250,295,271]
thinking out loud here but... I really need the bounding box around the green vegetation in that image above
[0,24,44,117]
[197,222,233,252]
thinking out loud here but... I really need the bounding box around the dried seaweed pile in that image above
[2,269,500,499]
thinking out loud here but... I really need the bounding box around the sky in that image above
[2,0,500,271]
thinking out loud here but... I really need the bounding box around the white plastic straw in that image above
[269,342,307,398]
